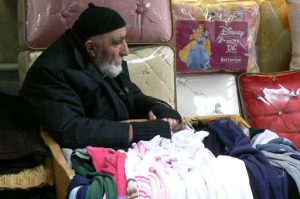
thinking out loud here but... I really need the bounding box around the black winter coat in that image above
[20,29,166,149]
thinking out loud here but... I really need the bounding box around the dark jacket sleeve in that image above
[20,64,130,149]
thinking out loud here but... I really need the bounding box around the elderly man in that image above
[20,3,183,149]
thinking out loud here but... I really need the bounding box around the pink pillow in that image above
[21,0,172,49]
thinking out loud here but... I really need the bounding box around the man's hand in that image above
[148,111,184,133]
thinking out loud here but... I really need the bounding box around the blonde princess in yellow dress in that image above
[179,23,211,70]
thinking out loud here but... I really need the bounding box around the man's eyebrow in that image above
[113,36,125,43]
[115,36,125,41]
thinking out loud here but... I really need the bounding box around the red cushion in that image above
[238,71,300,148]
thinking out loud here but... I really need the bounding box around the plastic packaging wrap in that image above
[172,0,260,74]
[125,45,176,108]
[256,0,291,72]
[18,0,172,50]
[287,0,300,70]
[176,73,240,117]
[238,71,300,149]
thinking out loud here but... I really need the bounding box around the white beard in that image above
[98,62,123,78]
[92,49,123,78]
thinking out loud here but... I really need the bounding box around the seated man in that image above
[20,3,183,149]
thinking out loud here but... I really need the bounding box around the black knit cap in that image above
[73,3,126,42]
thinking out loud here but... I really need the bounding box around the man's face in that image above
[88,27,129,77]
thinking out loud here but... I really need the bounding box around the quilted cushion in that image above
[287,0,300,70]
[238,71,300,148]
[18,45,175,107]
[18,0,172,50]
[257,0,291,72]
[125,45,175,108]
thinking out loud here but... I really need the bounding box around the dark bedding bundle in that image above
[0,92,49,173]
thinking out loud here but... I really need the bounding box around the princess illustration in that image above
[179,23,211,71]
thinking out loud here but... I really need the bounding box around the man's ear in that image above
[84,40,96,57]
